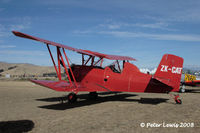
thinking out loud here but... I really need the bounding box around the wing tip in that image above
[12,30,19,36]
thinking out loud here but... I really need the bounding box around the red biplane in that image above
[12,31,184,104]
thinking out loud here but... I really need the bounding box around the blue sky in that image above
[0,0,200,69]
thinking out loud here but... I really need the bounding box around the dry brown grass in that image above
[0,81,200,133]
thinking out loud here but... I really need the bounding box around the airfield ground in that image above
[0,81,200,133]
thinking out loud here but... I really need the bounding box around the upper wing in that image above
[12,31,136,61]
[12,31,94,56]
[82,50,135,61]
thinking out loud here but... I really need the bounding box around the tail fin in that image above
[154,54,184,92]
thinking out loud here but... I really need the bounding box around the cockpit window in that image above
[107,60,125,73]
[109,64,120,73]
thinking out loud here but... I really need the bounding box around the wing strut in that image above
[81,55,97,66]
[82,54,84,65]
[94,57,103,66]
[46,44,61,80]
[62,48,78,87]
[57,47,73,85]
[84,56,92,65]
[116,60,121,72]
[46,44,78,89]
[57,47,62,80]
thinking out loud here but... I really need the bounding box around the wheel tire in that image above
[67,93,77,103]
[175,99,182,104]
[89,92,98,100]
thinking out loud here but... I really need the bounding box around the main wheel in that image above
[89,92,98,100]
[67,93,77,103]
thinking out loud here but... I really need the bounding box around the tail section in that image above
[154,54,184,92]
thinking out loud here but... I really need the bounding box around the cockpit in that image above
[73,54,133,74]
[106,60,128,73]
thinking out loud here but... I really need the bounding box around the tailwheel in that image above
[67,92,77,103]
[174,94,182,104]
[89,92,98,100]
[175,99,182,104]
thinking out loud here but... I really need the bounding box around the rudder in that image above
[154,54,184,92]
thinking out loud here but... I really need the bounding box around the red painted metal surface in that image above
[13,31,184,95]
[154,54,184,92]
[30,79,106,92]
[58,47,74,86]
[31,54,183,94]
[12,31,136,61]
[82,50,136,61]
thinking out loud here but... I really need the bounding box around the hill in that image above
[0,62,60,78]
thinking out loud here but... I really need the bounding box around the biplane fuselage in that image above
[12,31,184,104]
[72,63,171,93]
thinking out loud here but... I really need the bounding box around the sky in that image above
[0,0,200,69]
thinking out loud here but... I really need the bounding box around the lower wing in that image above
[31,80,108,92]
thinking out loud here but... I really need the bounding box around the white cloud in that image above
[0,31,9,37]
[99,24,121,29]
[142,7,200,23]
[97,22,175,31]
[0,50,48,56]
[1,0,12,3]
[108,24,120,29]
[99,31,200,42]
[130,22,176,31]
[0,24,8,37]
[73,30,92,34]
[9,21,31,31]
[40,0,200,23]
[0,17,31,38]
[0,24,6,30]
[134,22,167,29]
[0,45,16,48]
[73,29,200,42]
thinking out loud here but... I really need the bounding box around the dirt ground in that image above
[0,81,200,133]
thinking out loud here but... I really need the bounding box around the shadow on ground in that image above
[0,120,34,133]
[185,88,200,93]
[37,93,169,110]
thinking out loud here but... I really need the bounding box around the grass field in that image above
[0,81,200,133]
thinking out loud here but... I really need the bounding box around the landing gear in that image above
[67,92,77,103]
[89,92,98,100]
[169,93,182,104]
[174,94,182,104]
[175,99,182,104]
